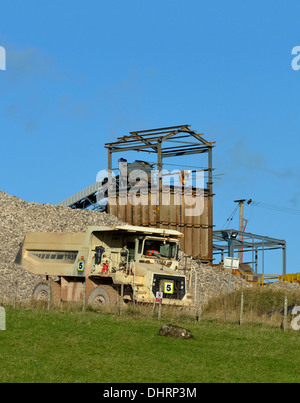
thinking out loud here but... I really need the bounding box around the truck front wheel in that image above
[33,282,50,301]
[88,285,119,306]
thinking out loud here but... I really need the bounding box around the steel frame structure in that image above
[105,124,215,193]
[213,229,286,275]
[58,124,215,211]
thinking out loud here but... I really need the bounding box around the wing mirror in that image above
[95,246,105,265]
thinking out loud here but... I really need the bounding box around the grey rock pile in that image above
[178,254,253,306]
[158,324,193,339]
[268,281,300,292]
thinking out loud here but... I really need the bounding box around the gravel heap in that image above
[178,254,253,306]
[268,281,300,292]
[2,189,297,307]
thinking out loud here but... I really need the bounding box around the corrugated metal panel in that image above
[107,186,213,262]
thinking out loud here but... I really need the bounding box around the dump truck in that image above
[15,225,192,307]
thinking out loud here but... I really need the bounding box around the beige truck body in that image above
[15,225,191,306]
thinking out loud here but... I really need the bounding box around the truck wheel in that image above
[88,286,118,306]
[33,282,50,301]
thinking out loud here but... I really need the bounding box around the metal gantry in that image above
[105,124,215,195]
[58,124,215,212]
[213,229,286,275]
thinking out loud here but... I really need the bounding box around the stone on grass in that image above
[158,324,193,339]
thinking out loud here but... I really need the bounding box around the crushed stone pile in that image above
[268,281,300,292]
[178,254,253,306]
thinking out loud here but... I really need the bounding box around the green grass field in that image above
[0,304,299,383]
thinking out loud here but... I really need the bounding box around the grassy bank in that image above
[0,303,299,383]
[203,287,300,325]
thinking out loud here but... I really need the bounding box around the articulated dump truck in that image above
[15,225,192,307]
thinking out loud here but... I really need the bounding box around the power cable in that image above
[222,205,239,229]
[251,200,300,216]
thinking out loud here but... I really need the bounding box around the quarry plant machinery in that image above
[15,225,192,307]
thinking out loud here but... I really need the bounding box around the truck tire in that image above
[33,282,50,301]
[88,285,119,306]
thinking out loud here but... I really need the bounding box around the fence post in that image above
[47,277,51,310]
[283,295,288,331]
[82,278,86,312]
[119,284,124,315]
[239,292,244,325]
[152,300,156,314]
[0,307,5,330]
[158,300,162,320]
[196,287,202,322]
[193,268,198,311]
[227,258,234,295]
[157,283,163,320]
[13,280,18,309]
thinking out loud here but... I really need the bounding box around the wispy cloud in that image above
[214,137,300,207]
[3,43,60,83]
[3,101,38,131]
[229,139,293,179]
[0,41,62,130]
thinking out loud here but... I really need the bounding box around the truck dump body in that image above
[15,225,191,306]
[15,232,86,276]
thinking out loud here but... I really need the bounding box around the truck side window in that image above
[126,242,135,261]
[138,239,143,254]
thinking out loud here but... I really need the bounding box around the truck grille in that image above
[152,274,186,300]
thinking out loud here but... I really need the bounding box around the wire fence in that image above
[5,278,300,332]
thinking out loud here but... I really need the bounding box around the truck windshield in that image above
[143,239,177,259]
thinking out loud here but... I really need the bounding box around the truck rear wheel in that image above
[88,285,119,306]
[33,282,50,301]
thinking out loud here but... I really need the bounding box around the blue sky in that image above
[1,0,300,275]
